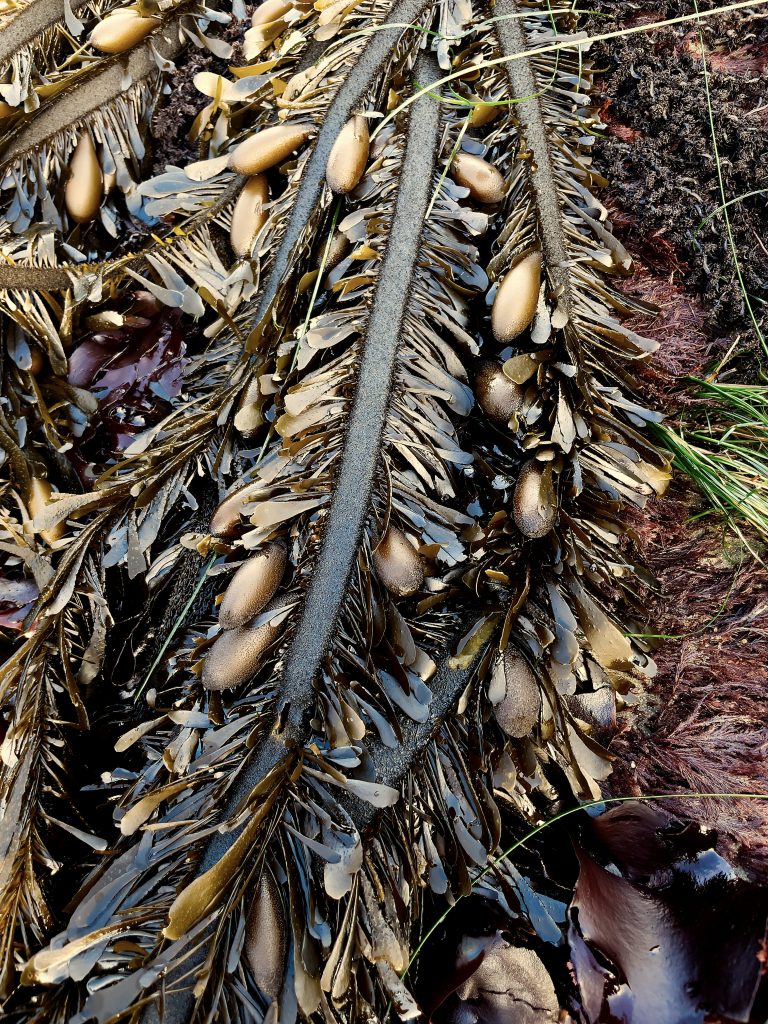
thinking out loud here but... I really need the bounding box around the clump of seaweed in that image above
[409,797,768,1024]
[0,1,765,1022]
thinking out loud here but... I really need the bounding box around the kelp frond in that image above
[0,1,757,1022]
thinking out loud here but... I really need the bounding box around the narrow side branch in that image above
[494,0,572,313]
[0,0,89,65]
[250,0,433,326]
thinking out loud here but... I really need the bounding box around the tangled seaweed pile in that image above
[0,1,765,1022]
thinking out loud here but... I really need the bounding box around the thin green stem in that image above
[695,188,768,235]
[290,198,343,374]
[692,1,766,354]
[339,6,574,55]
[397,790,768,997]
[425,114,470,220]
[134,552,216,702]
[370,0,768,140]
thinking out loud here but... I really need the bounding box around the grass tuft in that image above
[653,379,768,557]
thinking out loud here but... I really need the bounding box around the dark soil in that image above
[609,480,768,879]
[105,17,249,259]
[150,15,250,174]
[582,3,768,880]
[584,2,768,341]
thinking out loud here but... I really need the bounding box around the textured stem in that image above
[281,52,442,732]
[0,265,73,289]
[494,0,572,313]
[0,0,89,65]
[342,654,478,831]
[142,50,443,1024]
[250,0,434,327]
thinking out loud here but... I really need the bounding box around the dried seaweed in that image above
[0,1,741,1021]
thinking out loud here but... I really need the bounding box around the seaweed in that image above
[0,1,763,1022]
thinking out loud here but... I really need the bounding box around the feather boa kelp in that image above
[0,0,673,1020]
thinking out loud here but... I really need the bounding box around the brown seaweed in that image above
[0,1,740,1022]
